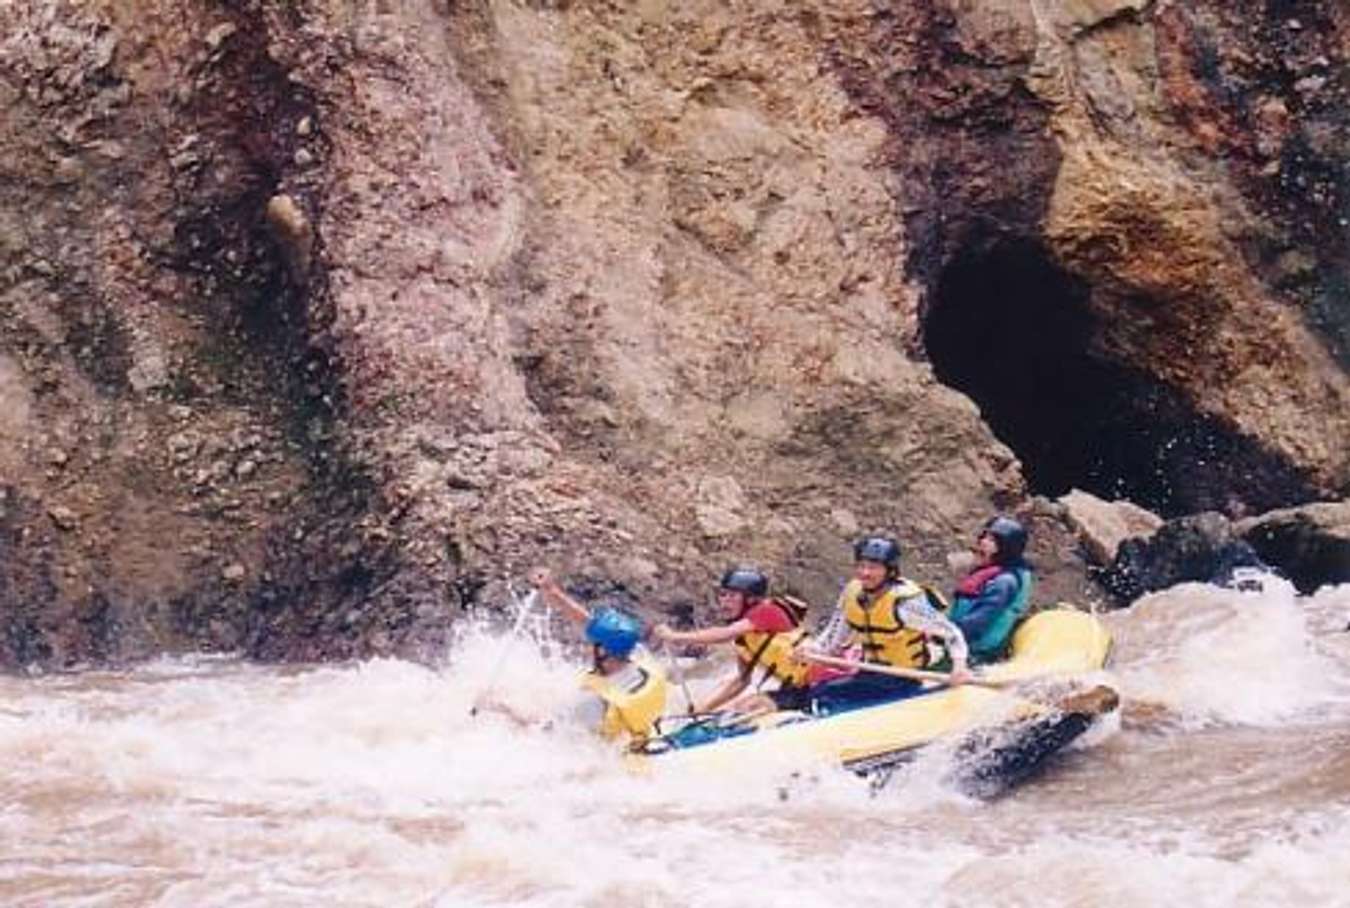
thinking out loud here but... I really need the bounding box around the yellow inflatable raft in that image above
[634,607,1114,779]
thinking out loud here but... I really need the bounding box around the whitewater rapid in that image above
[2,579,1348,907]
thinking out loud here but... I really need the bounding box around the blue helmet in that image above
[982,516,1028,562]
[584,606,642,658]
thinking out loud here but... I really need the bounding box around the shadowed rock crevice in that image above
[161,10,339,450]
[825,1,1059,296]
[923,238,1321,517]
[0,1,410,669]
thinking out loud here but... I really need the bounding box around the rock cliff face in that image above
[834,0,1350,515]
[1,0,1346,668]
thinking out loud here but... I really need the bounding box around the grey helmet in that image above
[982,515,1028,563]
[853,535,902,571]
[719,567,769,598]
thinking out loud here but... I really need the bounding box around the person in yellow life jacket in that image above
[528,568,668,745]
[652,567,822,713]
[802,535,972,715]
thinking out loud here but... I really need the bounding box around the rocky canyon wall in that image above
[1,0,1345,668]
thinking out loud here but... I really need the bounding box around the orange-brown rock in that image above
[0,0,1345,668]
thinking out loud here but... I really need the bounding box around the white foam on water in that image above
[939,810,1350,908]
[1104,578,1350,727]
[2,589,1349,907]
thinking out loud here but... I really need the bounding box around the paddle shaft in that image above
[804,652,1010,690]
[663,642,697,713]
[655,704,776,742]
[470,588,540,715]
[719,705,777,728]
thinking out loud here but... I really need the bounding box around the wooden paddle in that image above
[802,652,1013,690]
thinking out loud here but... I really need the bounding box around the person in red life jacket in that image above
[802,535,972,714]
[946,516,1035,665]
[652,567,828,713]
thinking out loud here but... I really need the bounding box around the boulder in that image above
[1094,512,1271,605]
[1058,489,1164,566]
[1237,501,1350,594]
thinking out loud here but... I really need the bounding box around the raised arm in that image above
[528,567,591,625]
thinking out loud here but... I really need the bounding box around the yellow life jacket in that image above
[581,654,668,743]
[732,596,811,689]
[841,577,930,669]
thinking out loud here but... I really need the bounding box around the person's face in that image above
[593,646,624,673]
[854,559,888,591]
[716,588,748,618]
[974,532,1000,563]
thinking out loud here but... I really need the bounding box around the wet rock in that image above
[1094,512,1272,605]
[1237,501,1350,594]
[1058,684,1121,717]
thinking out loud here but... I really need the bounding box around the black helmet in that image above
[982,515,1028,562]
[719,567,769,598]
[853,535,901,568]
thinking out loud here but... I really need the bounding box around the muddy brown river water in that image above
[3,579,1348,907]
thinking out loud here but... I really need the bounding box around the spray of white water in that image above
[1106,576,1350,726]
[1,583,1348,907]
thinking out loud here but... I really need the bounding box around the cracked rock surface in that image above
[1,0,1346,669]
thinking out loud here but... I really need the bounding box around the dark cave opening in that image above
[922,238,1317,518]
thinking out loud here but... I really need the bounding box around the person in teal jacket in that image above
[948,516,1034,664]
